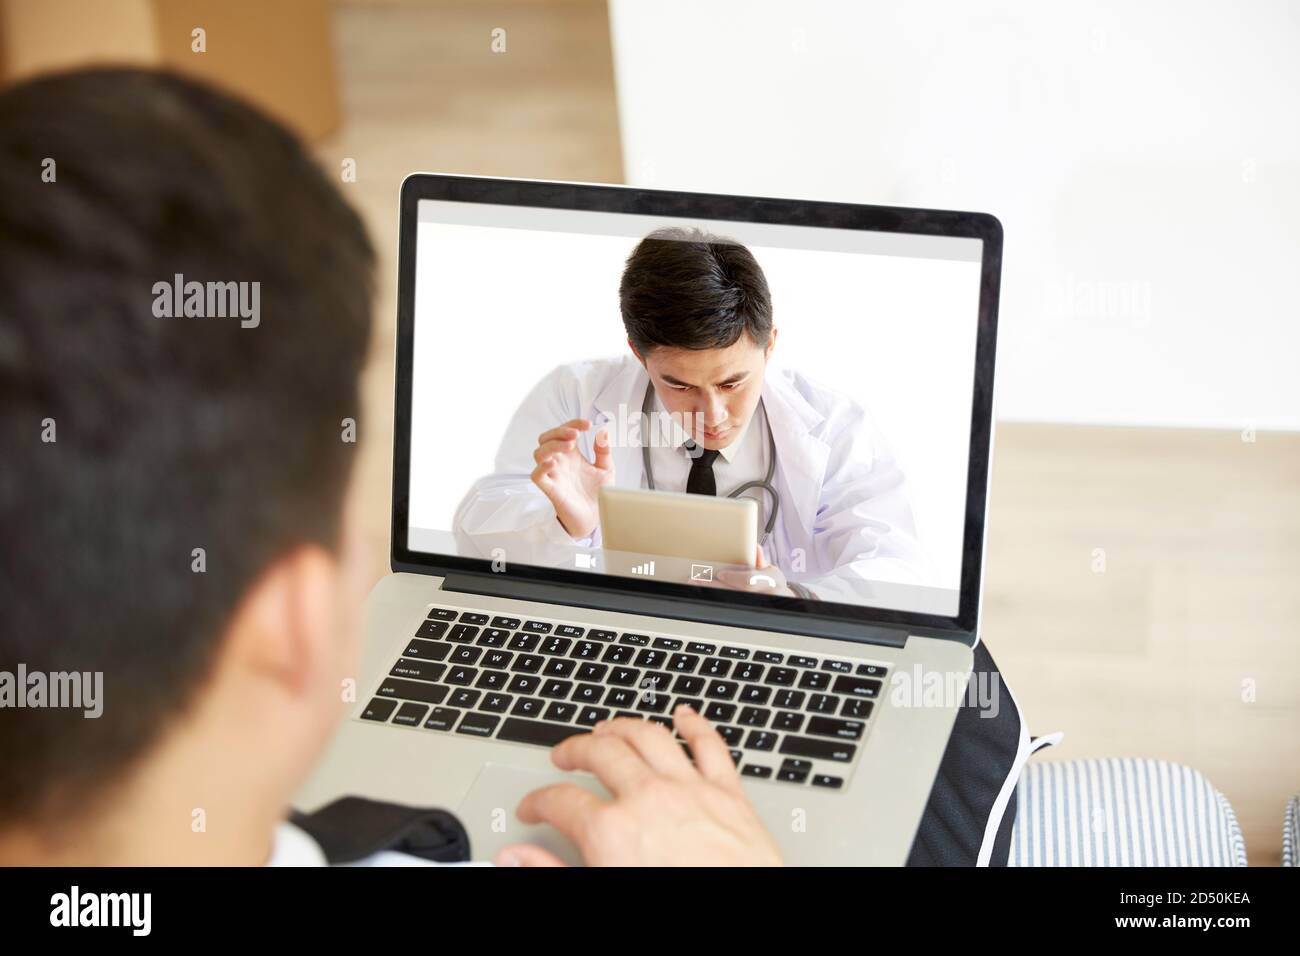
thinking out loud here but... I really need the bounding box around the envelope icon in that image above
[690,564,714,582]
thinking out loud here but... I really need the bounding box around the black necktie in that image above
[684,440,722,496]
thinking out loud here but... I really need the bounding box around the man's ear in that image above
[226,544,339,698]
[765,327,778,360]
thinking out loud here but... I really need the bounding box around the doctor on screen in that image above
[452,227,929,603]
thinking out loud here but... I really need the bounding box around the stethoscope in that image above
[639,380,781,546]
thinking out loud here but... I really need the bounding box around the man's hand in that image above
[714,545,795,596]
[530,418,615,540]
[494,705,783,867]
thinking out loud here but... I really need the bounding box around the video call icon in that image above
[574,553,597,569]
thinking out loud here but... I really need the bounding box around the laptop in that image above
[298,174,1003,865]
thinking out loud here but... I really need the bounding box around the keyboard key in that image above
[778,763,810,784]
[798,671,831,691]
[719,646,750,660]
[855,663,889,679]
[450,646,482,666]
[604,687,638,708]
[704,702,736,723]
[738,707,770,727]
[779,735,857,762]
[686,641,717,655]
[575,662,607,682]
[807,694,838,714]
[773,710,804,732]
[842,698,874,719]
[423,707,460,731]
[742,764,773,779]
[576,706,610,727]
[706,680,738,700]
[508,633,541,652]
[446,624,479,643]
[739,685,772,705]
[587,629,617,642]
[614,710,643,720]
[619,632,650,645]
[733,662,765,682]
[648,715,674,730]
[728,749,743,764]
[456,712,500,737]
[667,653,700,673]
[496,717,587,747]
[481,650,513,670]
[416,619,449,640]
[672,675,705,694]
[543,701,577,723]
[608,667,641,687]
[491,616,522,630]
[511,697,545,718]
[701,658,732,678]
[507,674,541,695]
[571,683,604,705]
[806,716,865,741]
[458,612,489,626]
[653,637,683,651]
[812,774,844,789]
[555,625,585,638]
[475,670,508,691]
[602,644,636,664]
[521,620,552,634]
[754,651,783,664]
[744,730,777,751]
[540,679,573,700]
[540,637,572,656]
[477,628,510,647]
[542,658,576,678]
[402,638,451,661]
[636,693,671,714]
[715,725,744,746]
[633,649,665,669]
[377,678,450,705]
[821,659,853,673]
[426,607,459,621]
[764,666,796,686]
[638,671,671,692]
[360,698,397,722]
[510,653,544,673]
[788,655,818,669]
[479,693,513,714]
[389,658,446,683]
[832,675,882,699]
[392,703,428,727]
[571,640,602,660]
[773,689,805,709]
[672,696,704,714]
[449,689,479,708]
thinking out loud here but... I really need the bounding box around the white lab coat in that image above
[452,355,930,603]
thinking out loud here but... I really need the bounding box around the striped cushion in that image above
[1009,758,1247,867]
[1284,795,1299,868]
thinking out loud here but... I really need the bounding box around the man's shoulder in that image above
[768,364,867,427]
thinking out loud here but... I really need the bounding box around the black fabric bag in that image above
[290,796,471,864]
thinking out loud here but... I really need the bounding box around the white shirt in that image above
[645,388,769,499]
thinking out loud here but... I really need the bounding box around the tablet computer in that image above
[598,486,758,568]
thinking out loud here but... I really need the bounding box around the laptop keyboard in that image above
[358,606,889,789]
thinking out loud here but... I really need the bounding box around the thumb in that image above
[495,843,569,867]
[754,544,767,568]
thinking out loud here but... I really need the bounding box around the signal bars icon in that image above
[630,561,656,576]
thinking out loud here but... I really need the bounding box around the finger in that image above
[551,731,656,795]
[591,427,613,472]
[531,462,555,489]
[593,716,694,778]
[494,843,569,867]
[537,419,591,445]
[755,544,767,568]
[515,782,606,845]
[673,704,742,789]
[533,438,576,464]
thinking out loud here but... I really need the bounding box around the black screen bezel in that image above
[391,174,1002,640]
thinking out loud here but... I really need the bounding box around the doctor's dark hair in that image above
[0,69,374,830]
[619,227,773,354]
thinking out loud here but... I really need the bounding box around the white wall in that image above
[608,0,1300,430]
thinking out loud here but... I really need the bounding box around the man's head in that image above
[0,69,375,851]
[619,228,776,450]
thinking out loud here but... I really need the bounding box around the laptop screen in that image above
[402,185,992,624]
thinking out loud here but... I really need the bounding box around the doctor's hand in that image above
[494,706,783,867]
[714,545,795,596]
[531,418,615,540]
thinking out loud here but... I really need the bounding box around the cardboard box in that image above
[0,0,340,141]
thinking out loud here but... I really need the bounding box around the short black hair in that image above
[0,69,374,828]
[619,227,772,354]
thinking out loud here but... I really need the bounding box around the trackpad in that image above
[455,762,607,867]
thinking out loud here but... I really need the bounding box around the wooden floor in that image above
[323,0,1300,865]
